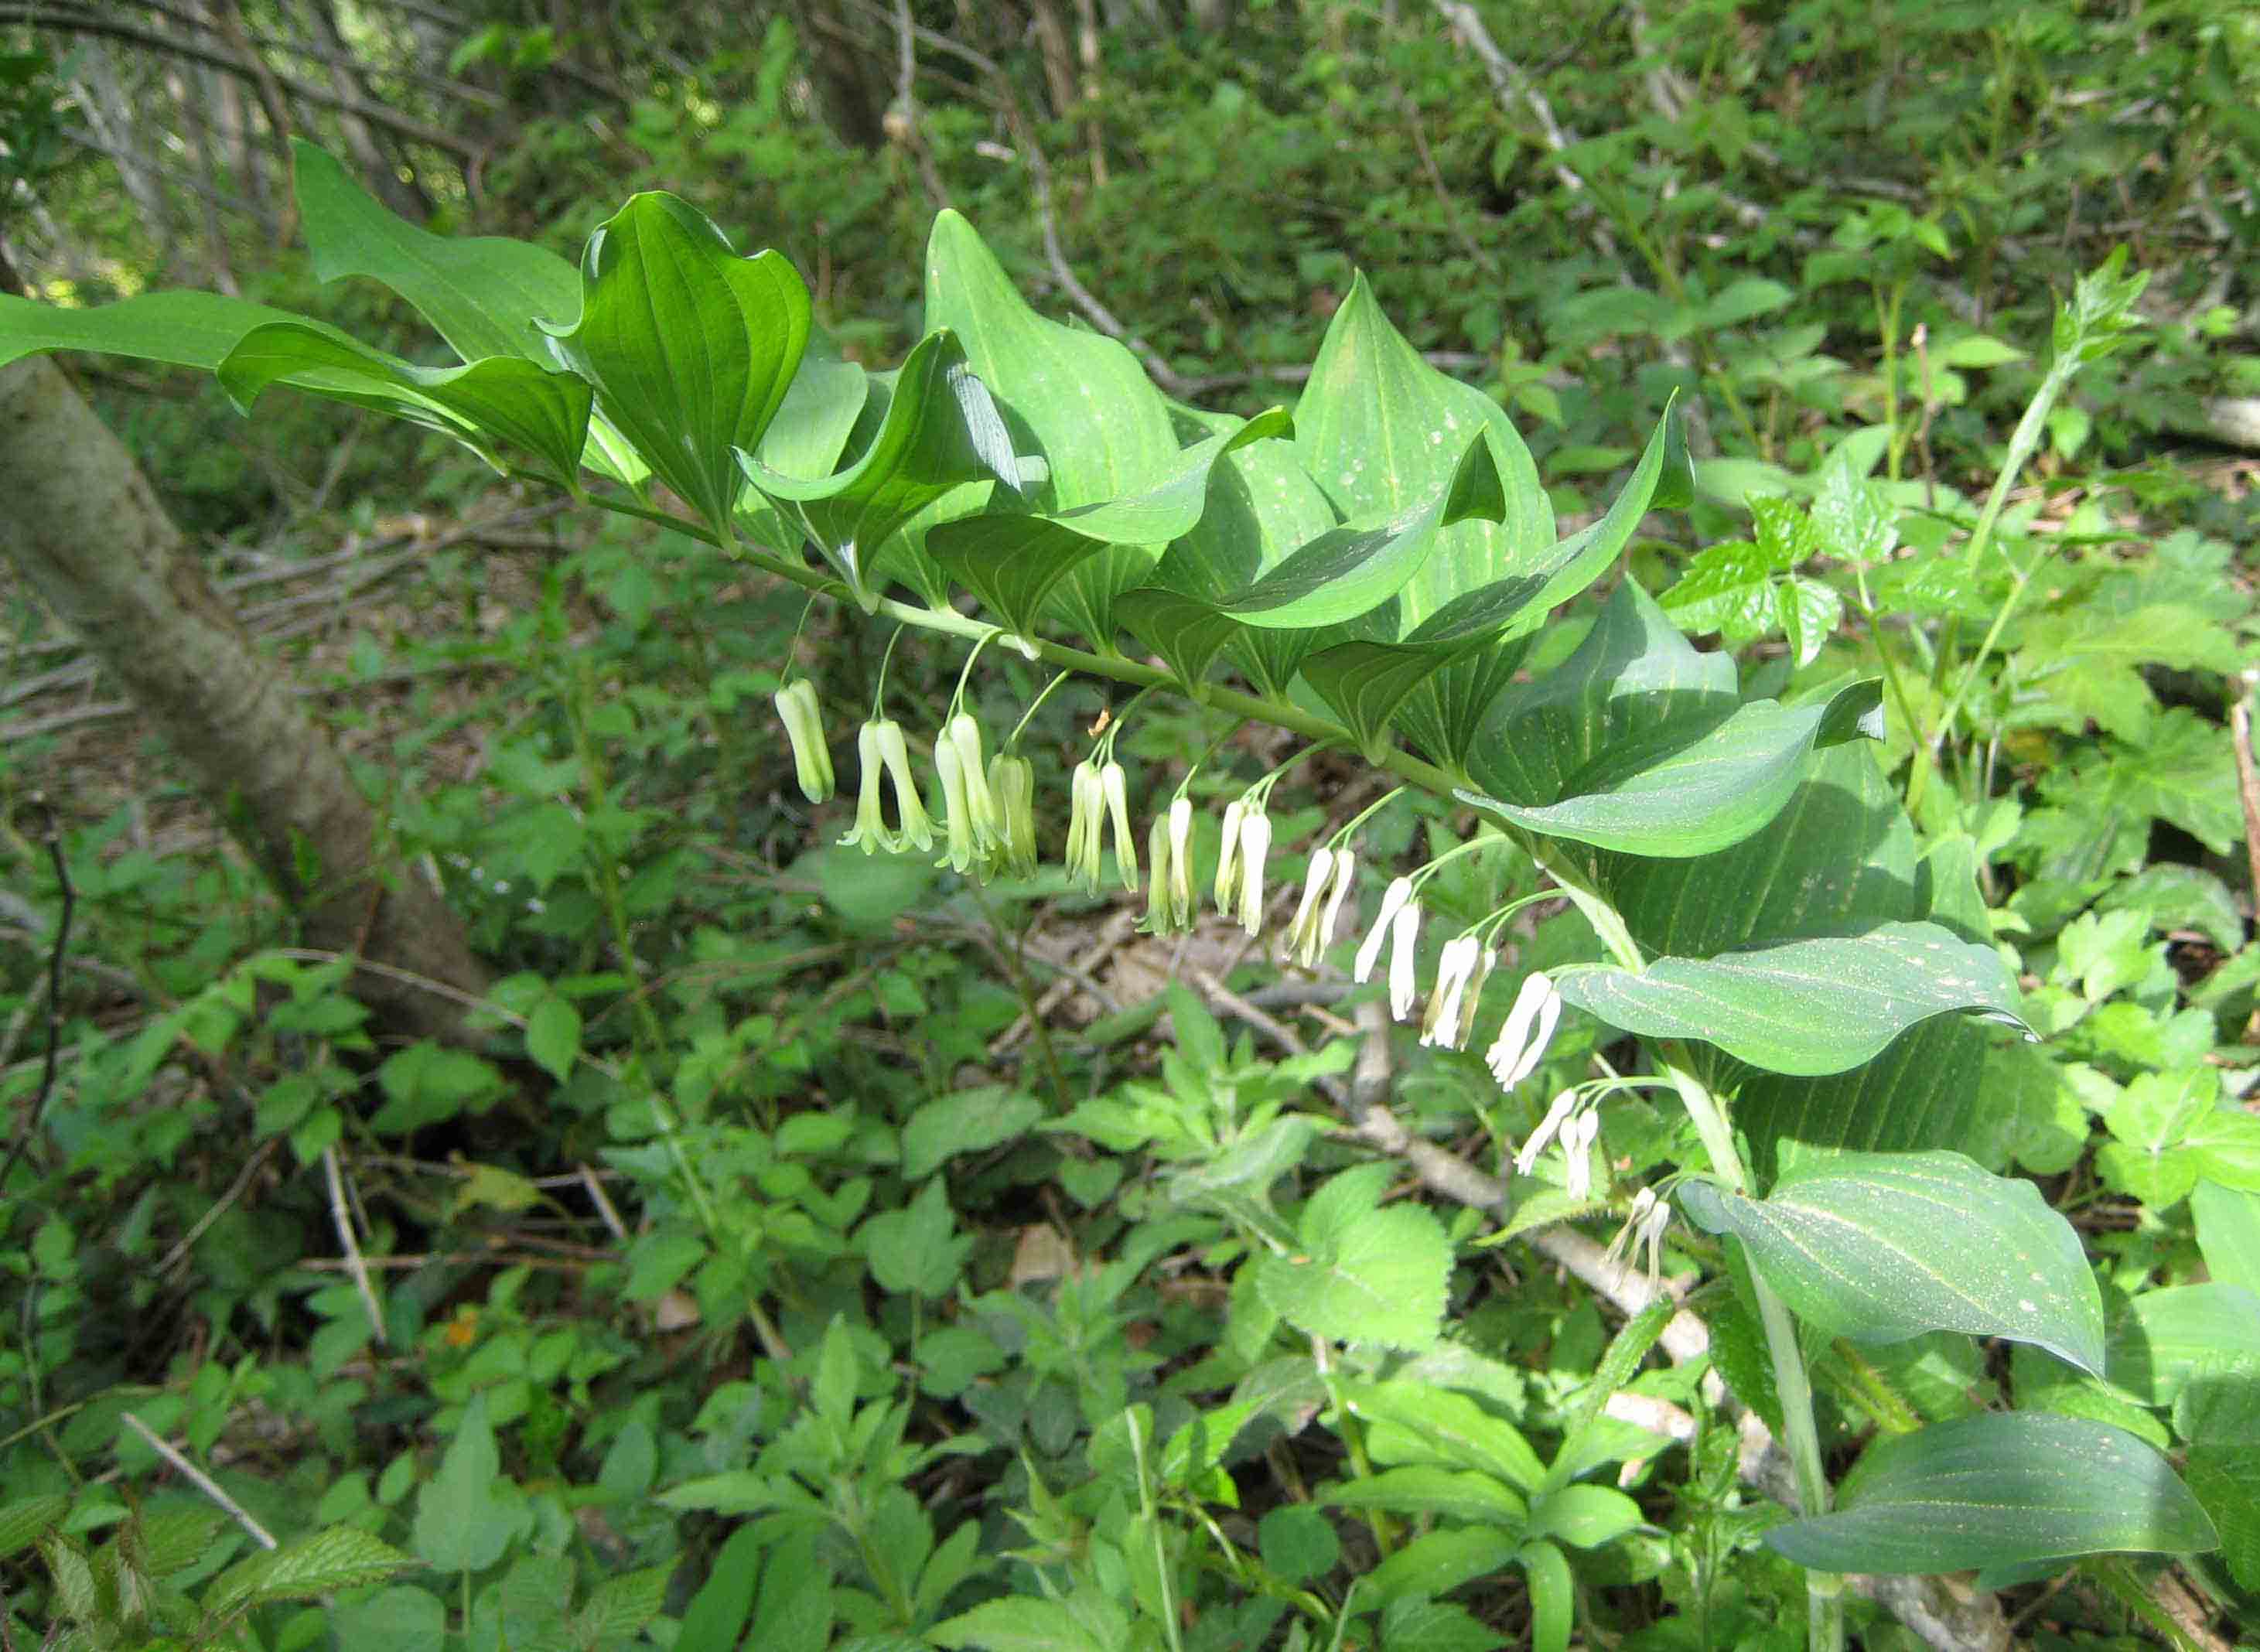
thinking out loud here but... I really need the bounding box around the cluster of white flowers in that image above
[1603,1186,1676,1287]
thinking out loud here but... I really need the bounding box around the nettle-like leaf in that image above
[1677,1150,2105,1373]
[203,1527,418,1617]
[542,192,810,539]
[1554,920,2028,1077]
[1253,1162,1451,1350]
[1766,1411,2216,1575]
[927,407,1290,639]
[739,328,1016,602]
[217,323,592,486]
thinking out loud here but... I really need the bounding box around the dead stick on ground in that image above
[323,1146,385,1346]
[121,1413,278,1551]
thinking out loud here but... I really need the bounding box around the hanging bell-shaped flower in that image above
[1101,760,1138,891]
[839,721,894,855]
[873,718,935,852]
[989,753,1039,879]
[1066,759,1105,892]
[1234,809,1272,937]
[1354,876,1415,984]
[773,678,834,804]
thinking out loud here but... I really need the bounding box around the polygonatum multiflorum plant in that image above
[0,143,2215,1651]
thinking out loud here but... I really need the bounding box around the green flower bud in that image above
[773,679,834,804]
[1066,759,1105,893]
[989,753,1038,879]
[874,718,934,852]
[1101,760,1137,892]
[934,729,975,873]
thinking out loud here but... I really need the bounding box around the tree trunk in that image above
[0,357,490,1046]
[787,0,888,148]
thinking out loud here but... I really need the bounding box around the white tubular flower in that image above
[934,729,974,872]
[1354,876,1414,983]
[1214,797,1247,913]
[1386,898,1422,1021]
[1487,971,1562,1091]
[1286,848,1335,966]
[1166,795,1194,926]
[947,713,999,848]
[1605,1186,1657,1278]
[1101,760,1138,891]
[873,719,935,852]
[1456,947,1499,1053]
[1562,1108,1601,1200]
[1142,808,1176,934]
[1420,934,1483,1049]
[1637,1193,1673,1284]
[1066,760,1104,891]
[773,679,834,804]
[1235,809,1272,936]
[839,721,893,855]
[1318,848,1357,955]
[990,753,1038,879]
[1514,1089,1580,1177]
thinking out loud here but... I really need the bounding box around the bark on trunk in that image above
[0,357,490,1045]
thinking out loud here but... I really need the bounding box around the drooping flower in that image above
[1562,1108,1602,1200]
[1486,971,1562,1091]
[1514,1089,1580,1177]
[1456,946,1499,1052]
[1285,848,1335,966]
[1386,899,1422,1021]
[1318,848,1357,957]
[1066,760,1105,891]
[1234,809,1272,936]
[1604,1187,1657,1281]
[1101,760,1138,890]
[1637,1191,1672,1284]
[1420,934,1483,1049]
[840,721,893,855]
[934,727,976,873]
[946,713,999,850]
[1142,796,1197,934]
[773,678,834,804]
[1354,876,1415,984]
[989,753,1038,879]
[1214,796,1247,913]
[873,718,935,852]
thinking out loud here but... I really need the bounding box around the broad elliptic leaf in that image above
[1553,920,2028,1077]
[1460,679,1883,857]
[739,328,1015,601]
[2105,1284,2260,1406]
[0,289,351,374]
[218,322,592,486]
[927,408,1289,640]
[289,139,644,487]
[750,326,869,484]
[543,192,810,538]
[1765,1411,2218,1575]
[1675,1149,2105,1374]
[922,210,1180,637]
[1253,1162,1450,1350]
[1220,432,1508,629]
[411,1394,519,1575]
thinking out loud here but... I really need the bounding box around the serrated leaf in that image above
[204,1527,417,1616]
[1677,1149,2105,1373]
[931,1591,1126,1652]
[542,193,810,537]
[579,1563,671,1640]
[411,1394,517,1574]
[135,1509,228,1578]
[1253,1163,1450,1350]
[1765,1411,2217,1574]
[0,1494,69,1559]
[1555,920,2027,1076]
[741,329,1016,600]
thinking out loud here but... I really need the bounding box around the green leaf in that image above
[2105,1285,2260,1407]
[0,290,350,375]
[1461,680,1883,857]
[542,192,810,536]
[1555,920,2027,1077]
[1253,1162,1452,1349]
[1675,1149,2105,1374]
[931,1592,1126,1652]
[861,1178,968,1296]
[1220,432,1508,628]
[1520,1540,1575,1652]
[1341,1381,1546,1493]
[217,323,592,486]
[329,1585,446,1652]
[1764,1411,2217,1574]
[900,1085,1043,1180]
[741,328,1017,600]
[753,326,869,483]
[0,1494,69,1560]
[1527,1483,1645,1548]
[288,138,643,487]
[578,1563,671,1641]
[1380,1597,1510,1652]
[523,995,581,1084]
[410,1394,518,1575]
[1323,1466,1528,1526]
[2193,1182,2260,1295]
[203,1527,418,1616]
[927,408,1289,639]
[1360,1527,1521,1608]
[673,1524,766,1652]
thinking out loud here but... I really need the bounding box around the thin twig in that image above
[119,1413,277,1550]
[0,797,70,1187]
[580,1164,628,1241]
[156,1136,285,1279]
[322,1147,385,1347]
